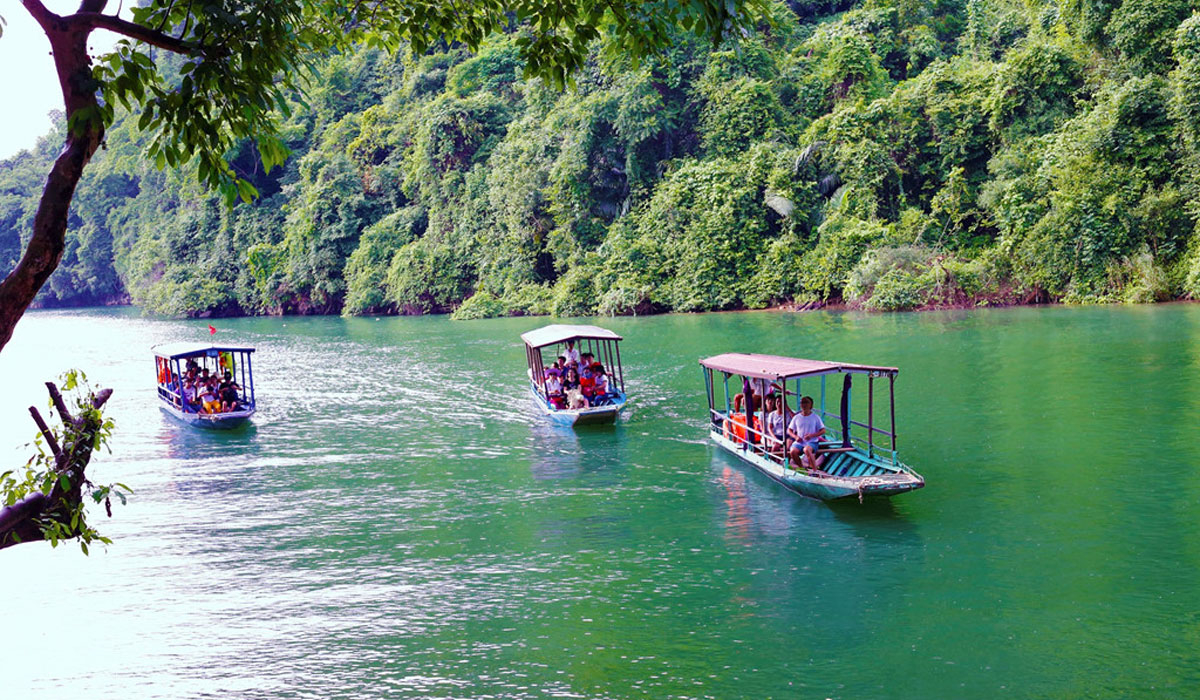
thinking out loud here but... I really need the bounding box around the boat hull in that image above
[709,430,923,502]
[531,386,626,426]
[160,402,254,430]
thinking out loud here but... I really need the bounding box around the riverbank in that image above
[33,287,1196,322]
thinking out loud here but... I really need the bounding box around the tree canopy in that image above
[0,0,766,551]
[0,0,768,352]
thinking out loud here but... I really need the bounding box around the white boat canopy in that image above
[700,353,897,380]
[151,342,256,360]
[520,324,622,350]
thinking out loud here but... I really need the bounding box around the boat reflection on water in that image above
[527,418,631,482]
[527,420,583,480]
[160,419,259,462]
[709,448,921,549]
[709,449,926,656]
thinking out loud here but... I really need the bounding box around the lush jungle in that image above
[4,0,1200,318]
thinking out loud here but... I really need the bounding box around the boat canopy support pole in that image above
[890,374,897,464]
[783,377,790,462]
[173,358,184,412]
[248,351,255,407]
[723,372,730,415]
[759,378,769,461]
[820,375,826,417]
[840,374,852,448]
[615,341,626,394]
[540,348,547,394]
[868,376,874,458]
[704,367,714,426]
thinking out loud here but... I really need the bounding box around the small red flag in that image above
[208,325,217,335]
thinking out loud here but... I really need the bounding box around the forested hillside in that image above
[5,0,1200,316]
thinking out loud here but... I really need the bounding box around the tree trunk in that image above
[0,9,104,353]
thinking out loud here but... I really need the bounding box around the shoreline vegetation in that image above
[6,1,1200,321]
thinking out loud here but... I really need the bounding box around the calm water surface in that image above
[2,305,1199,698]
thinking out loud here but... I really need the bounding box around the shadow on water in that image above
[709,447,920,543]
[826,495,920,540]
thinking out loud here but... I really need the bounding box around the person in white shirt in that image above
[592,364,609,397]
[563,340,581,367]
[765,394,787,452]
[787,396,826,472]
[544,370,564,409]
[181,380,197,412]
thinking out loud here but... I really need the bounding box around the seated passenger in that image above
[181,379,198,412]
[592,364,609,401]
[563,368,588,409]
[564,340,581,368]
[199,380,221,414]
[764,395,788,453]
[723,393,758,444]
[579,365,596,401]
[545,370,565,409]
[788,396,826,472]
[219,371,241,412]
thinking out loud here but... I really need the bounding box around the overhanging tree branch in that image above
[73,11,199,54]
[0,382,114,551]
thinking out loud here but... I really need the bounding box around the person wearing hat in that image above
[544,368,565,409]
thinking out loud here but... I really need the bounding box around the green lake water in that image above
[3,305,1200,698]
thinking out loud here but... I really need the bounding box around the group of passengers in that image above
[541,339,613,410]
[173,359,244,414]
[723,385,827,473]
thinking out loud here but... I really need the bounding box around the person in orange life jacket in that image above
[579,357,596,400]
[723,391,760,444]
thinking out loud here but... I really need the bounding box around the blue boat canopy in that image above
[151,342,255,360]
[521,324,622,350]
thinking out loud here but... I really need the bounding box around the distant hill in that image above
[4,0,1200,317]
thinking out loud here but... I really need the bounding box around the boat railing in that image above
[713,406,900,468]
[821,417,897,464]
[709,408,789,467]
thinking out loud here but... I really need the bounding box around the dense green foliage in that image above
[6,0,1200,317]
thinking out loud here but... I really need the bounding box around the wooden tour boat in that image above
[699,353,924,502]
[153,343,257,430]
[522,324,627,426]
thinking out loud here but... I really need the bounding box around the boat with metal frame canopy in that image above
[522,324,628,426]
[152,343,257,430]
[699,353,924,501]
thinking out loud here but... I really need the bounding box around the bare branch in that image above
[92,388,113,409]
[45,381,75,428]
[28,406,62,457]
[156,0,177,32]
